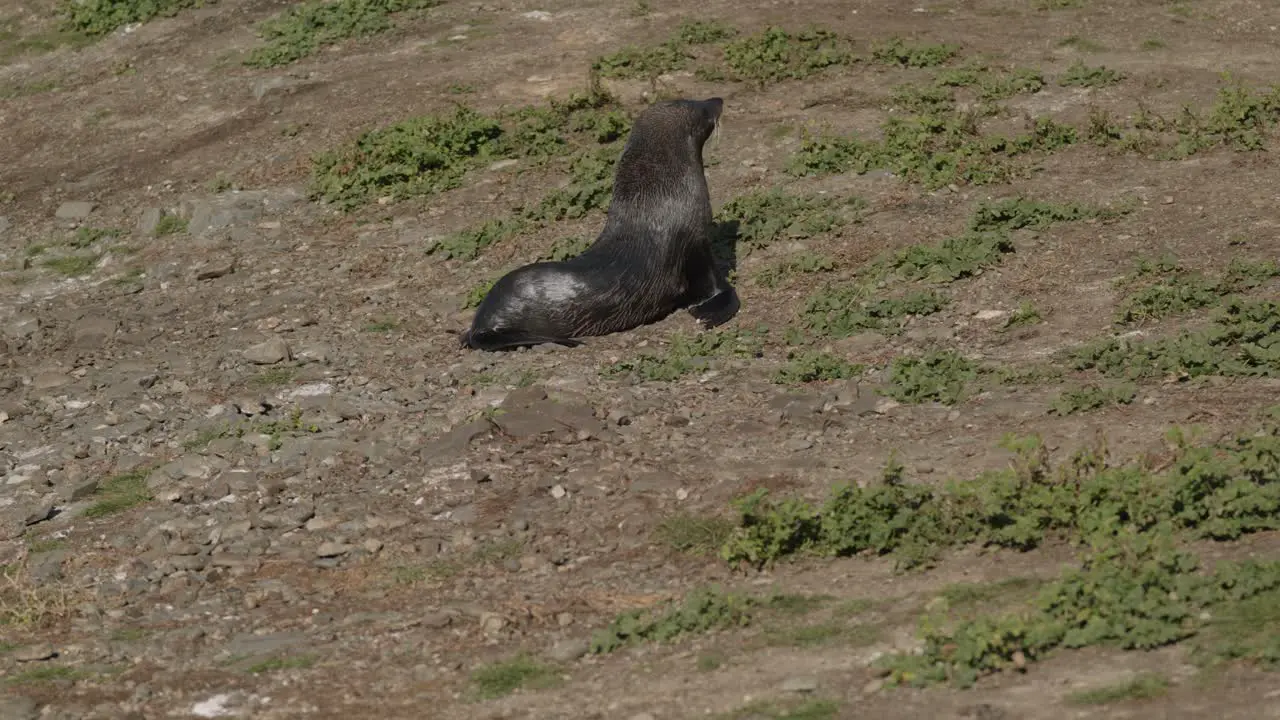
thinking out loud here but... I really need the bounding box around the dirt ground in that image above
[2,0,1280,718]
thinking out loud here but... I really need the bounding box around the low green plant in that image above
[884,350,980,405]
[774,351,864,385]
[429,217,525,261]
[244,0,440,68]
[789,110,1078,191]
[470,653,560,699]
[1066,673,1170,705]
[246,655,314,674]
[1070,298,1280,381]
[1059,60,1124,88]
[153,211,187,236]
[801,285,949,337]
[714,190,862,257]
[722,26,855,84]
[869,37,959,68]
[755,252,835,288]
[719,416,1280,571]
[1049,382,1137,415]
[60,0,205,38]
[604,329,766,382]
[84,470,152,518]
[654,513,736,555]
[590,586,754,653]
[41,254,99,277]
[1114,256,1279,324]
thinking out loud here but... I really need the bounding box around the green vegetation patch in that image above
[313,87,629,211]
[1070,298,1280,381]
[722,26,856,84]
[60,0,207,38]
[884,349,980,405]
[755,252,835,288]
[714,190,863,257]
[245,0,441,69]
[84,469,153,518]
[590,586,754,653]
[869,37,960,68]
[1066,673,1170,705]
[1115,256,1279,325]
[603,329,766,382]
[720,418,1280,571]
[774,350,864,385]
[470,653,560,699]
[1049,382,1137,415]
[1058,60,1125,88]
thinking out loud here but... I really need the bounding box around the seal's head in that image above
[622,97,724,162]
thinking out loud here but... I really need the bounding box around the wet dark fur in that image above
[460,97,737,352]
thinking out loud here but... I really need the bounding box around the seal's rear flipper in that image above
[688,287,740,329]
[461,328,583,352]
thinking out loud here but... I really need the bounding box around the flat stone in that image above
[547,638,590,662]
[780,676,819,693]
[0,695,39,720]
[32,371,71,390]
[316,541,352,558]
[54,201,96,220]
[3,314,39,340]
[137,208,162,236]
[242,336,291,365]
[13,643,57,662]
[196,258,236,281]
[73,315,119,350]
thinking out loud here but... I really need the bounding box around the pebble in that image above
[547,637,590,662]
[316,541,352,558]
[13,643,57,662]
[55,200,96,219]
[242,336,291,365]
[780,676,819,693]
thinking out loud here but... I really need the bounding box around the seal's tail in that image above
[460,328,582,352]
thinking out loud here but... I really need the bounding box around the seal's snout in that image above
[702,97,724,121]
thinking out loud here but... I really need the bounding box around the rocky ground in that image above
[2,0,1280,718]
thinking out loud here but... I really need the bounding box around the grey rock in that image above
[32,371,71,390]
[58,476,99,502]
[195,258,236,281]
[55,201,96,220]
[243,337,291,365]
[73,315,118,350]
[547,637,590,663]
[3,314,39,340]
[23,499,55,526]
[316,541,352,558]
[136,208,162,236]
[0,695,39,720]
[0,216,9,236]
[780,676,819,693]
[13,643,57,662]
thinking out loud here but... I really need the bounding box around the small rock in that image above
[55,201,95,220]
[550,484,567,499]
[0,695,39,720]
[974,309,1008,321]
[137,208,162,236]
[196,258,236,281]
[3,314,39,340]
[873,398,901,414]
[32,371,71,390]
[780,676,819,693]
[316,541,352,558]
[423,611,452,629]
[548,638,589,662]
[862,678,884,694]
[361,538,383,554]
[13,643,57,662]
[242,336,291,365]
[23,499,55,526]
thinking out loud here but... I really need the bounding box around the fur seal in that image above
[460,96,738,351]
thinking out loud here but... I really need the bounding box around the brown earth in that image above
[2,0,1280,719]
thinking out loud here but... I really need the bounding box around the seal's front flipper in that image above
[688,286,740,328]
[461,328,583,352]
